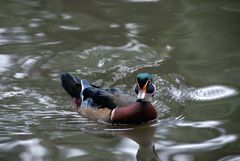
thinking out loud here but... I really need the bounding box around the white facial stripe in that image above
[79,80,85,106]
[152,84,156,94]
[137,90,146,99]
[110,109,115,121]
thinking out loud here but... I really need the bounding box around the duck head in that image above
[134,73,156,102]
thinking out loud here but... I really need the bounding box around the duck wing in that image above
[61,73,137,110]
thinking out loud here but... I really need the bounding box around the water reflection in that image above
[0,27,31,44]
[160,74,238,103]
[218,155,240,161]
[155,120,238,161]
[189,85,238,101]
[0,0,239,160]
[14,56,41,79]
[109,125,160,161]
[128,0,159,2]
[0,138,47,161]
[103,118,238,161]
[0,54,12,73]
[59,25,80,31]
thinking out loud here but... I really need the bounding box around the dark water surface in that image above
[0,0,240,161]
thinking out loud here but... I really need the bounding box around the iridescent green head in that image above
[134,73,156,100]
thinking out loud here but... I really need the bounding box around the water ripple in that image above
[14,56,40,79]
[0,138,47,161]
[151,110,240,160]
[157,134,237,161]
[79,41,168,85]
[0,54,12,73]
[189,85,238,101]
[160,74,238,103]
[175,120,222,129]
[221,6,240,13]
[0,85,56,108]
[59,25,80,31]
[58,146,88,158]
[0,27,31,45]
[126,0,159,2]
[218,155,240,161]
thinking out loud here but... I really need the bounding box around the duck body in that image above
[61,73,157,124]
[111,101,157,124]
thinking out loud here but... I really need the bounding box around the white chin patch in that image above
[137,90,146,100]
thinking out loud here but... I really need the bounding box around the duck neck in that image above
[136,99,151,104]
[138,94,153,103]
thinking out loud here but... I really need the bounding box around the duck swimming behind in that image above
[61,73,157,124]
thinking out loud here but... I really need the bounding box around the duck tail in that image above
[61,73,82,99]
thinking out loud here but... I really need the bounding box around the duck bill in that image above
[137,89,146,100]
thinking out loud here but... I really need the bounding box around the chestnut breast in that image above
[111,102,157,124]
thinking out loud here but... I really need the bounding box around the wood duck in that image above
[61,72,157,124]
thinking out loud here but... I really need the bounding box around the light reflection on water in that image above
[0,55,12,73]
[189,85,238,101]
[0,0,240,161]
[218,155,240,161]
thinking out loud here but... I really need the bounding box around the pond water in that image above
[0,0,240,161]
